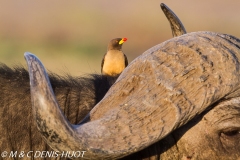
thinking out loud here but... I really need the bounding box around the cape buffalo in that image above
[0,3,185,160]
[27,31,240,160]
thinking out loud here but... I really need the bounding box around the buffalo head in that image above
[25,31,240,159]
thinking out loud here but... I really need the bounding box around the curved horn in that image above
[24,53,81,150]
[25,32,240,159]
[161,3,187,37]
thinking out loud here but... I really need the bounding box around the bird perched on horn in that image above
[101,38,128,76]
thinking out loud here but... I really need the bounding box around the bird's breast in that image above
[102,50,126,76]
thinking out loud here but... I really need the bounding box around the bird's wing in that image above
[101,53,106,73]
[124,54,128,67]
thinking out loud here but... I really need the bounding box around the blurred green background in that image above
[0,1,240,76]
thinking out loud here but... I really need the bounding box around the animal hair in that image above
[0,63,118,159]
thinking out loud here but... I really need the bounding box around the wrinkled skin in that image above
[171,97,240,159]
[26,31,240,160]
[122,97,240,160]
[129,98,240,160]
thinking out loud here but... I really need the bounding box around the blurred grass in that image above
[0,0,240,76]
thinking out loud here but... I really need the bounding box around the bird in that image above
[101,38,128,76]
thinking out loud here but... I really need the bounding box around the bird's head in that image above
[108,38,127,50]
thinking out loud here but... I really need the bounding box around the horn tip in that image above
[24,52,36,62]
[160,3,166,8]
[24,52,34,58]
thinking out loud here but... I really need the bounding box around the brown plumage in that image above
[101,38,128,76]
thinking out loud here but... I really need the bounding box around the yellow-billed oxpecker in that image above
[101,38,128,76]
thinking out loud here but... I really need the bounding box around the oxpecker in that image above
[101,38,128,76]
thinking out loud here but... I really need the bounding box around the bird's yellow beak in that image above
[119,38,127,45]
